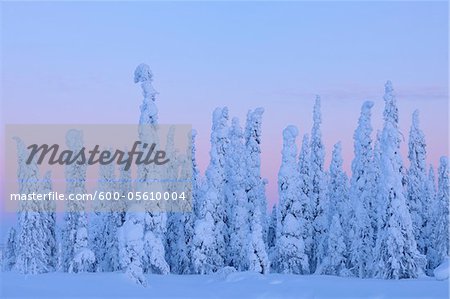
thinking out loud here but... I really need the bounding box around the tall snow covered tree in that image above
[320,142,350,276]
[298,134,313,270]
[193,107,229,273]
[165,128,196,274]
[435,156,449,264]
[41,171,57,271]
[372,129,382,232]
[425,165,441,272]
[407,110,429,257]
[374,81,425,279]
[244,108,269,274]
[309,96,328,273]
[174,130,200,274]
[134,63,169,275]
[244,108,268,240]
[348,101,376,278]
[276,125,309,274]
[176,129,202,274]
[13,138,48,274]
[165,126,187,274]
[118,209,147,286]
[62,129,96,273]
[91,162,121,272]
[226,118,250,271]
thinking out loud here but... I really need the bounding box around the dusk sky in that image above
[1,1,448,232]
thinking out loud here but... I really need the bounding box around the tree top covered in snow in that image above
[134,63,157,100]
[313,96,321,125]
[283,125,298,140]
[134,63,153,83]
[383,80,399,126]
[362,100,374,113]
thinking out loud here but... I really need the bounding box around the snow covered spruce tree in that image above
[374,81,425,279]
[178,130,202,274]
[118,209,147,286]
[91,162,121,272]
[193,107,229,273]
[63,129,96,273]
[41,171,57,271]
[407,110,429,258]
[135,64,170,275]
[114,151,133,273]
[166,129,197,274]
[117,151,146,285]
[425,165,442,272]
[298,134,313,270]
[309,96,328,273]
[435,156,449,264]
[13,138,49,274]
[244,108,269,237]
[275,125,309,274]
[321,142,350,276]
[165,126,186,273]
[371,129,382,227]
[348,101,377,278]
[189,130,204,221]
[226,118,250,271]
[244,108,269,274]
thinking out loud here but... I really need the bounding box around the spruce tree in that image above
[62,129,95,273]
[321,142,350,276]
[407,110,428,256]
[91,162,120,272]
[374,81,425,279]
[435,157,449,263]
[41,171,57,271]
[298,134,313,271]
[309,96,328,273]
[226,118,250,271]
[193,107,229,273]
[349,101,376,278]
[276,126,309,274]
[13,138,48,274]
[244,108,269,244]
[134,63,169,275]
[244,108,269,273]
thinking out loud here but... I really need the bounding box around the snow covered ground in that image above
[1,272,448,299]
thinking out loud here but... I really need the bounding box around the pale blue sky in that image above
[1,1,448,233]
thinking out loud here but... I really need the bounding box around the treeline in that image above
[3,64,448,286]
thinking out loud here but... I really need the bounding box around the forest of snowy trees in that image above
[3,64,449,286]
